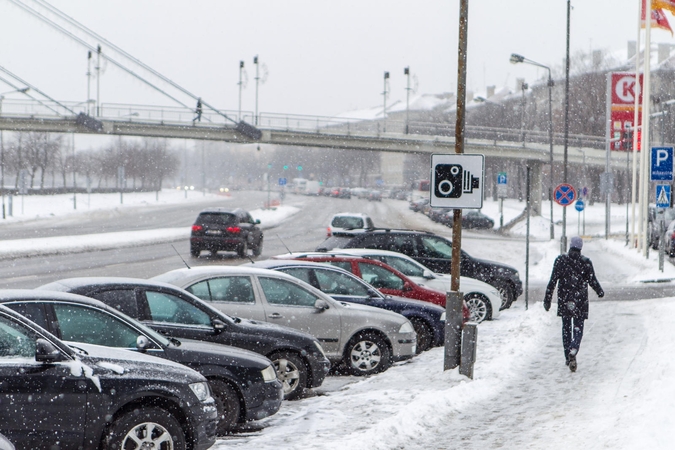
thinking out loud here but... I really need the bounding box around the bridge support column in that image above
[529,160,542,216]
[380,152,406,186]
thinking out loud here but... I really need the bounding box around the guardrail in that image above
[0,98,606,149]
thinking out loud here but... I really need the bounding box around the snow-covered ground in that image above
[2,191,674,448]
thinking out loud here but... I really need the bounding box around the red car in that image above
[273,253,470,321]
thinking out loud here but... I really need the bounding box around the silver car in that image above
[153,266,417,376]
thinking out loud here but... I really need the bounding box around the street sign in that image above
[278,178,287,186]
[497,172,507,185]
[553,183,577,206]
[656,184,671,208]
[574,199,585,212]
[650,146,674,181]
[600,172,614,195]
[581,186,588,198]
[430,154,485,208]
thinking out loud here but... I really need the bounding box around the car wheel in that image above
[496,283,515,310]
[269,351,307,400]
[190,245,200,257]
[464,293,492,323]
[103,406,186,450]
[237,241,248,258]
[344,332,391,376]
[209,379,241,434]
[252,237,263,257]
[410,318,434,353]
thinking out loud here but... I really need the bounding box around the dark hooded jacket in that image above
[543,248,604,319]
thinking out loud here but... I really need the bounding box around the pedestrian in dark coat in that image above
[543,236,604,372]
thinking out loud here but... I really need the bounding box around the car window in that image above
[185,280,211,301]
[259,277,319,307]
[326,261,353,272]
[203,277,255,303]
[4,303,49,330]
[389,235,419,256]
[381,256,425,277]
[197,213,237,226]
[277,268,313,285]
[352,234,389,250]
[332,216,364,229]
[419,236,453,259]
[146,291,212,326]
[366,217,375,228]
[0,315,36,359]
[358,263,405,290]
[53,304,140,348]
[316,235,353,251]
[314,269,370,296]
[95,290,139,318]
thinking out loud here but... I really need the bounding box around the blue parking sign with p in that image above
[650,147,674,181]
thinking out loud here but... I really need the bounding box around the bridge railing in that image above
[0,98,606,149]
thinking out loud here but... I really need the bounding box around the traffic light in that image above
[297,165,303,171]
[283,165,289,170]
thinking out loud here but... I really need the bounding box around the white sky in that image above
[0,0,671,118]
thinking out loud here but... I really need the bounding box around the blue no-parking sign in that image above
[650,147,674,181]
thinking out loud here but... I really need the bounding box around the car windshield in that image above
[317,235,353,251]
[379,256,426,277]
[332,216,364,229]
[197,213,237,225]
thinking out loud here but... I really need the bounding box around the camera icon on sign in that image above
[434,164,480,198]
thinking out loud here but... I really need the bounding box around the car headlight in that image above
[440,312,446,321]
[189,382,211,403]
[313,340,327,358]
[398,321,415,334]
[261,365,277,383]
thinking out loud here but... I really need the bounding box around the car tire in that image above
[190,245,200,257]
[237,241,248,258]
[252,238,263,257]
[496,282,515,310]
[210,379,242,434]
[410,317,434,353]
[103,406,186,450]
[343,332,391,376]
[269,351,307,400]
[464,293,492,323]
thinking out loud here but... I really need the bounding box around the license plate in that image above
[205,230,222,235]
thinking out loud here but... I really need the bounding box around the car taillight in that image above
[191,225,203,233]
[327,227,332,237]
[227,226,241,233]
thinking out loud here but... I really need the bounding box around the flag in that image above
[642,0,674,35]
[653,0,675,15]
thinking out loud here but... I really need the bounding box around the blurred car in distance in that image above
[328,212,374,236]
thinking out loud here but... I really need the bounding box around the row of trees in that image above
[1,133,179,191]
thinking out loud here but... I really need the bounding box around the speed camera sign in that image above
[430,154,485,208]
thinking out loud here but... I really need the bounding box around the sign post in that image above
[554,183,577,252]
[497,172,507,229]
[575,199,585,235]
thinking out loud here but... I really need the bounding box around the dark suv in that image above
[0,304,217,450]
[191,208,264,258]
[316,229,523,309]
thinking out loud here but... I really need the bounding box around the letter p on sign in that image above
[650,146,674,182]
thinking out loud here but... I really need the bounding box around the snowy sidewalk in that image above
[215,299,675,449]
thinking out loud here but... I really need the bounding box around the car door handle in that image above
[268,313,284,319]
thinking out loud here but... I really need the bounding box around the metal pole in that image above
[641,0,653,257]
[86,51,92,115]
[548,70,555,240]
[631,2,643,248]
[201,143,205,196]
[254,56,259,126]
[238,61,244,121]
[605,74,611,239]
[96,45,101,117]
[561,0,571,253]
[405,67,410,134]
[444,0,469,372]
[1,129,4,219]
[626,139,630,245]
[383,72,389,133]
[525,165,531,310]
[72,133,76,210]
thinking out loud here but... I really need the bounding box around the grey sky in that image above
[0,0,665,118]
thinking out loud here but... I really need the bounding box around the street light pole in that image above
[238,61,244,121]
[254,55,259,126]
[96,45,102,117]
[562,0,571,253]
[509,53,555,239]
[383,71,390,133]
[404,67,411,134]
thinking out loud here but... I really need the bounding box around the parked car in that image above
[328,212,374,236]
[444,210,495,230]
[315,228,523,309]
[190,207,264,258]
[1,289,282,434]
[272,253,471,321]
[319,248,501,322]
[151,266,417,376]
[37,277,330,401]
[664,220,675,256]
[0,303,218,450]
[427,208,452,224]
[409,198,429,212]
[245,259,447,352]
[649,206,675,249]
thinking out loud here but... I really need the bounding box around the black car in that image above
[0,304,217,450]
[190,207,264,258]
[0,289,282,434]
[38,277,330,401]
[247,259,446,352]
[316,229,523,309]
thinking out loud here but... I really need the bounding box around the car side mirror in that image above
[212,318,227,333]
[422,270,435,279]
[314,299,329,311]
[35,338,65,363]
[255,219,261,224]
[136,335,150,351]
[402,282,413,292]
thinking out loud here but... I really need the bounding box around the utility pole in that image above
[561,0,571,253]
[254,55,260,126]
[96,45,102,117]
[238,61,244,121]
[86,51,92,115]
[382,71,390,133]
[72,133,77,210]
[404,67,411,134]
